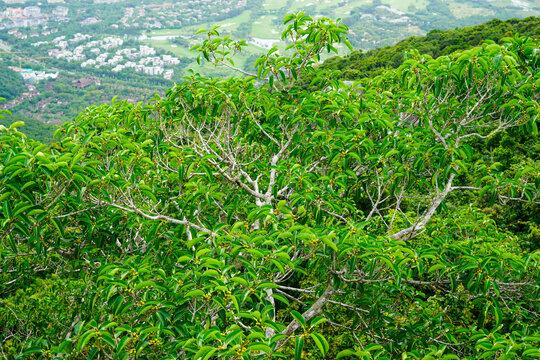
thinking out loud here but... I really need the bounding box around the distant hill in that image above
[304,16,540,83]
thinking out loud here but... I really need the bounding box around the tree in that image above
[0,13,539,359]
[0,64,25,101]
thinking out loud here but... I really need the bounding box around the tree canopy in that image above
[0,13,539,360]
[0,64,25,102]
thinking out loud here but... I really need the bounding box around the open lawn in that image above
[262,0,287,11]
[384,0,428,12]
[449,3,494,19]
[146,10,252,37]
[251,15,281,38]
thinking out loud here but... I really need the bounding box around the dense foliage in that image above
[0,112,56,144]
[0,64,25,102]
[0,13,539,360]
[302,16,540,249]
[10,74,168,128]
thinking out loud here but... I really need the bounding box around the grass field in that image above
[385,0,428,12]
[251,15,281,38]
[142,40,192,57]
[147,10,252,37]
[449,3,494,19]
[262,0,287,11]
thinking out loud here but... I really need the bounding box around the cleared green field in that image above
[142,40,192,57]
[385,0,428,12]
[147,10,252,37]
[251,15,281,38]
[262,0,287,10]
[449,3,494,19]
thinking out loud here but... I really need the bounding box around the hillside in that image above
[308,16,540,81]
[0,13,539,360]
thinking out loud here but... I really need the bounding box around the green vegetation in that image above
[13,74,169,124]
[0,12,539,360]
[300,16,540,248]
[0,112,56,144]
[0,64,25,101]
[311,16,540,80]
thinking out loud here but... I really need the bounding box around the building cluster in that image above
[1,0,248,31]
[0,5,68,28]
[32,34,179,80]
[8,66,58,83]
[110,53,179,78]
[119,0,248,29]
[20,69,58,82]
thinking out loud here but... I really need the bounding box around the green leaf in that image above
[51,218,65,237]
[22,347,42,355]
[320,236,338,252]
[291,310,306,328]
[203,269,220,278]
[177,255,192,263]
[134,280,157,290]
[364,344,383,351]
[185,289,205,298]
[248,342,272,354]
[100,332,115,347]
[336,349,356,358]
[428,264,446,273]
[523,349,540,357]
[310,332,329,357]
[230,277,248,287]
[271,293,290,306]
[194,346,217,360]
[9,121,25,129]
[77,330,96,351]
[294,336,304,360]
[309,316,327,328]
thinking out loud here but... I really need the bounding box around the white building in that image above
[143,66,163,75]
[107,55,123,65]
[23,6,40,18]
[164,69,174,80]
[52,35,66,43]
[139,45,155,56]
[102,37,123,50]
[21,70,58,83]
[81,59,96,68]
[52,6,68,17]
[96,53,109,63]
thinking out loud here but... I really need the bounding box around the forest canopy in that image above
[0,13,539,360]
[0,64,25,102]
